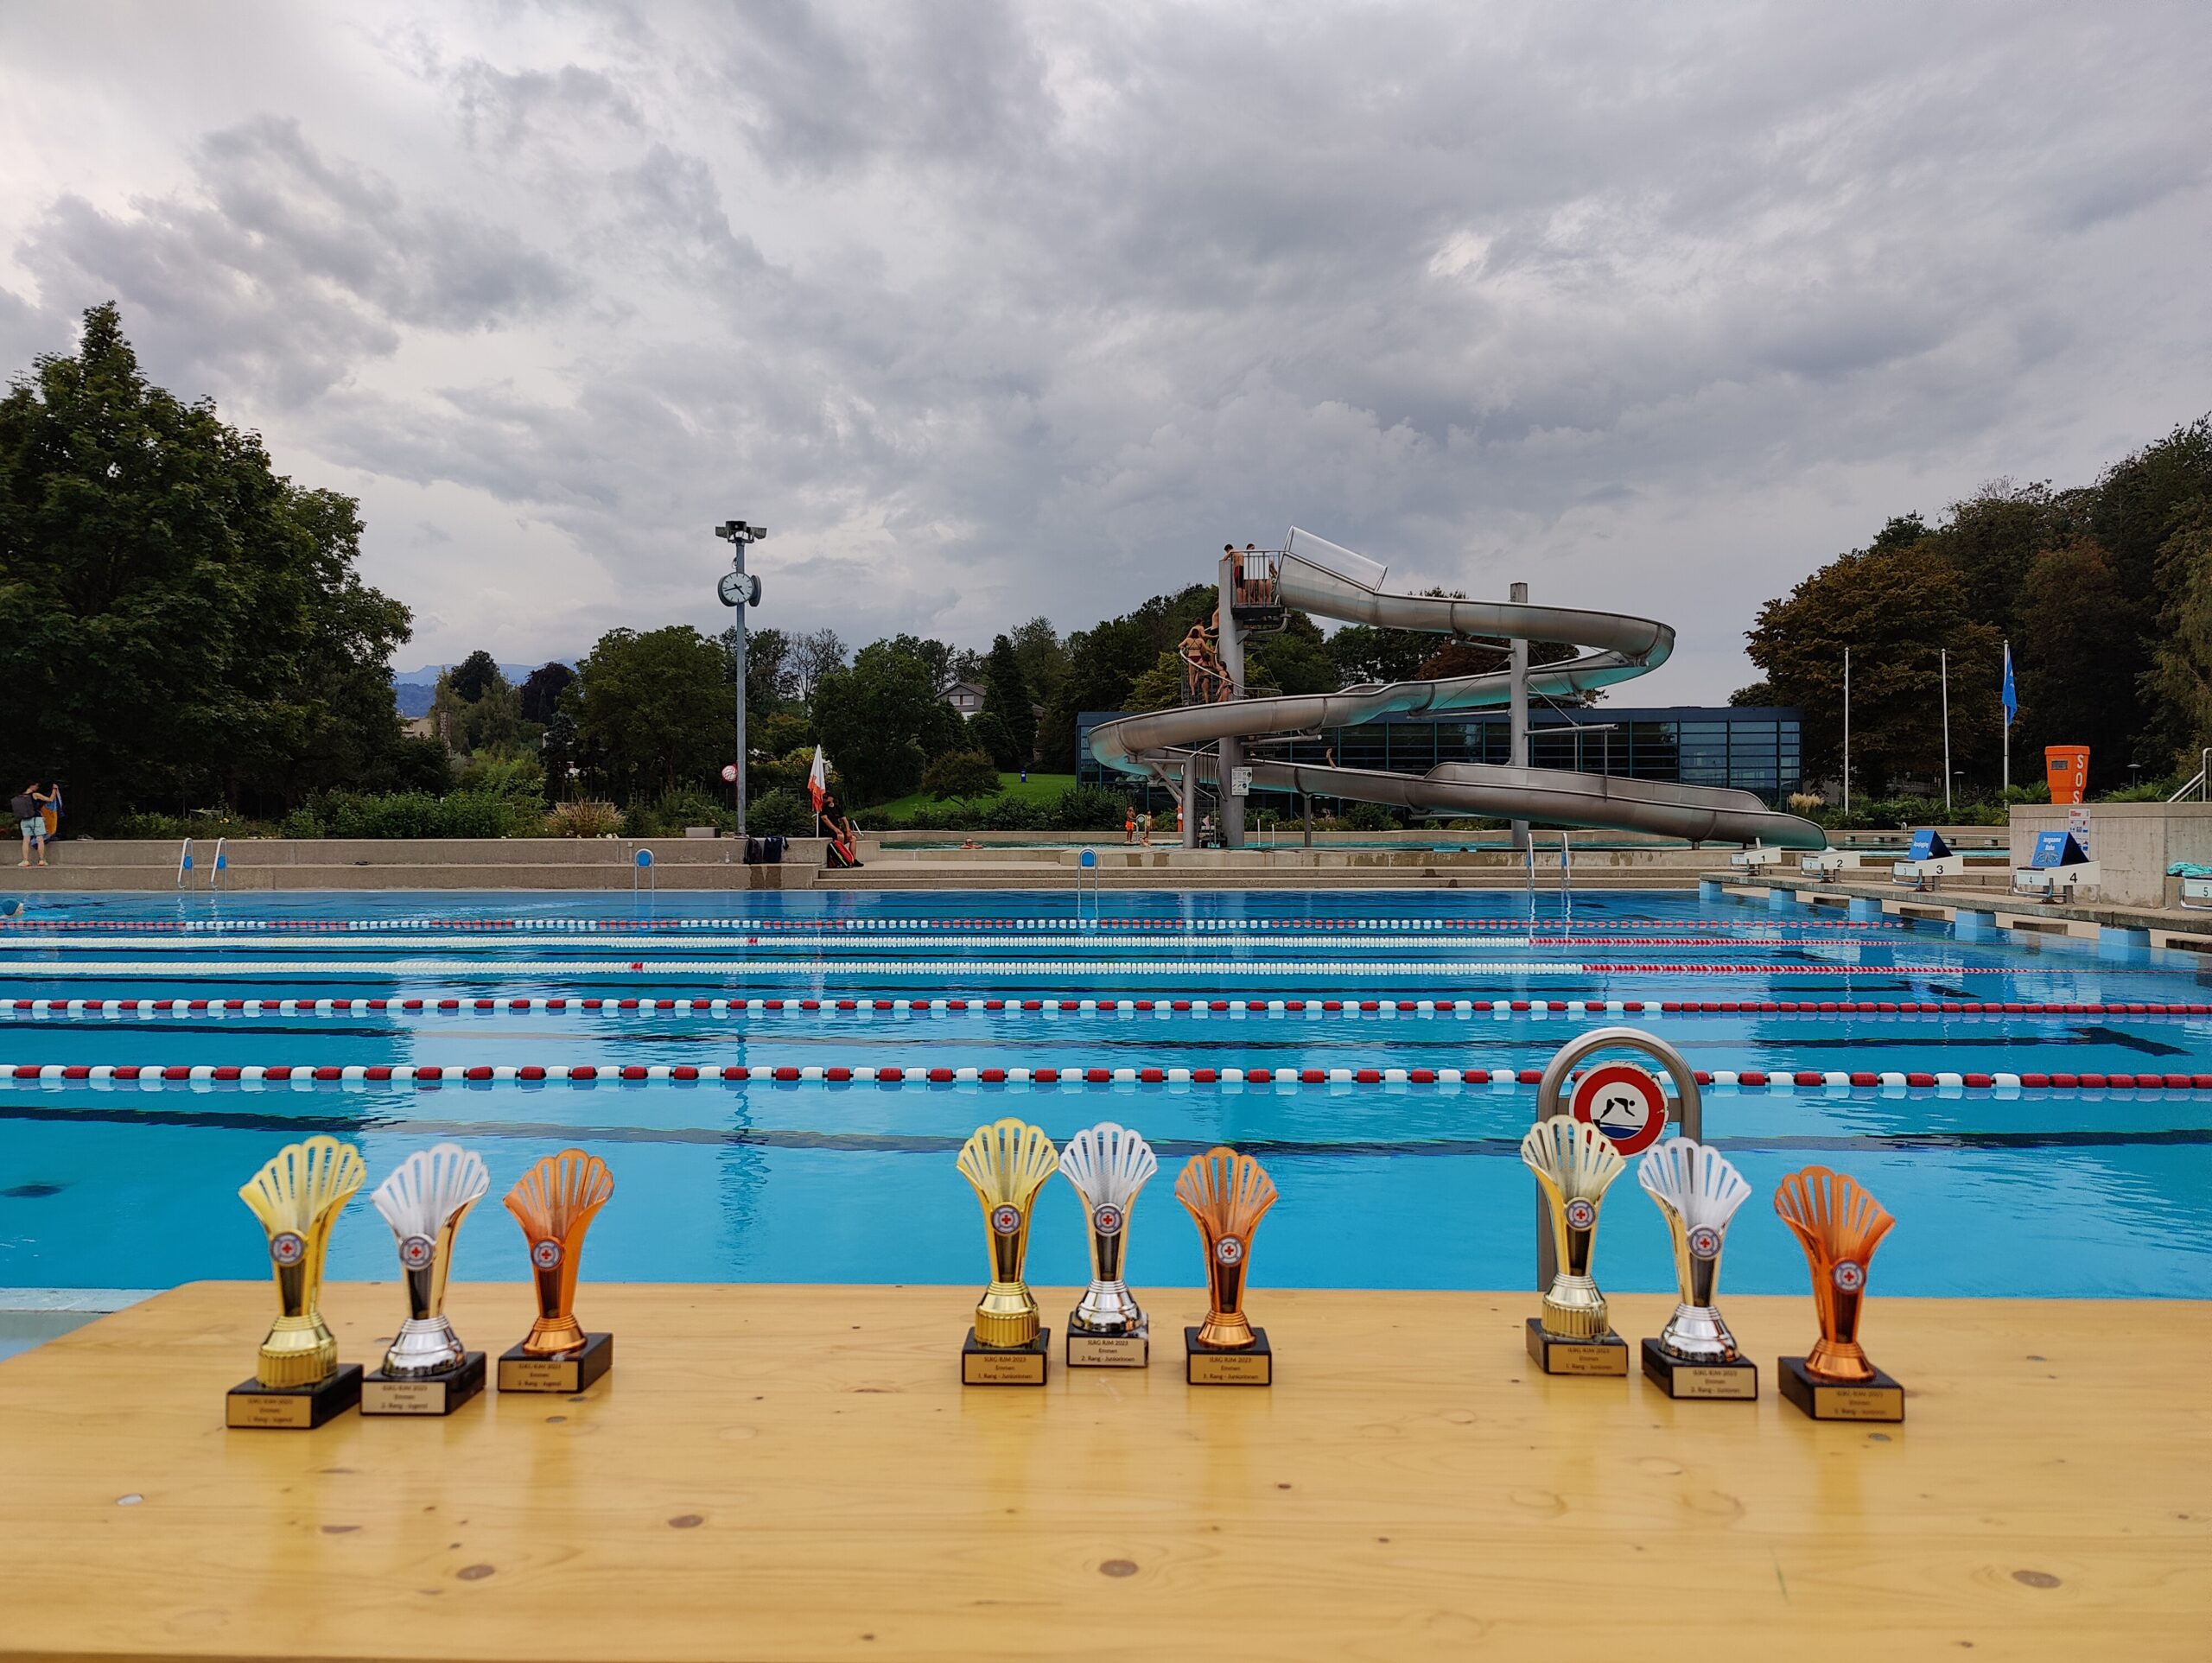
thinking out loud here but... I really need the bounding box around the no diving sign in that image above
[1571,1063,1669,1157]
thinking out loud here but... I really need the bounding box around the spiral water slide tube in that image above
[1088,530,1827,848]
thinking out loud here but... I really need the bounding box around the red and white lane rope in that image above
[4,993,2197,1021]
[0,914,1906,934]
[1,1060,2202,1091]
[0,931,1910,955]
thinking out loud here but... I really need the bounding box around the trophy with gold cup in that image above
[1174,1146,1277,1385]
[498,1148,616,1393]
[1636,1137,1757,1399]
[1775,1165,1904,1420]
[957,1119,1058,1385]
[1521,1116,1629,1375]
[361,1143,490,1416]
[1058,1121,1157,1368]
[228,1135,366,1429]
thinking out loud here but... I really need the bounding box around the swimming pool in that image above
[0,889,2205,1300]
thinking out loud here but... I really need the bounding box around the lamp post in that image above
[714,520,767,835]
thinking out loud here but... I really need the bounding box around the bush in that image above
[627,787,736,837]
[753,712,815,758]
[921,750,1003,801]
[982,796,1046,830]
[111,810,270,841]
[747,787,814,838]
[1344,801,1401,832]
[1047,785,1125,831]
[547,799,623,837]
[454,754,546,801]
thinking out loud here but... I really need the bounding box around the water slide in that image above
[1088,530,1827,848]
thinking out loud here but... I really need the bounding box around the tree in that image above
[1246,611,1339,696]
[1038,583,1215,768]
[1729,682,1777,707]
[450,650,503,703]
[982,633,1035,762]
[968,708,1020,769]
[2016,540,2151,784]
[429,663,524,757]
[2140,505,2212,768]
[569,625,729,802]
[739,626,790,715]
[1008,616,1068,705]
[786,628,848,703]
[810,639,941,803]
[0,302,413,820]
[920,749,1003,800]
[518,662,575,724]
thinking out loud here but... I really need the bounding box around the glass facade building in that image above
[1077,706,1802,807]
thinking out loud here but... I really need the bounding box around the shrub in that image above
[454,755,546,801]
[429,791,541,838]
[547,799,623,837]
[1344,801,1401,831]
[982,796,1046,830]
[1047,785,1125,831]
[627,788,736,837]
[920,750,1003,801]
[747,787,814,838]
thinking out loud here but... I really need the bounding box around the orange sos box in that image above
[2044,746,2088,803]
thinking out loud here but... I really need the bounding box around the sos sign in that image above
[1571,1063,1669,1157]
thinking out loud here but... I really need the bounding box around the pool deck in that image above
[0,1282,2205,1661]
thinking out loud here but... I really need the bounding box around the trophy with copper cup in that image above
[362,1142,491,1415]
[1521,1116,1630,1374]
[1058,1121,1158,1368]
[1636,1137,1758,1400]
[1775,1165,1904,1420]
[498,1148,616,1393]
[228,1135,366,1429]
[1174,1146,1278,1385]
[957,1118,1059,1384]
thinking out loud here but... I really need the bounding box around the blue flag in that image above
[2000,641,2017,727]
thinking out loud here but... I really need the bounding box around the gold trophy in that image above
[497,1149,616,1393]
[957,1119,1058,1385]
[1636,1137,1758,1399]
[1174,1146,1278,1385]
[362,1143,491,1416]
[228,1135,366,1429]
[1521,1116,1629,1375]
[1775,1165,1904,1420]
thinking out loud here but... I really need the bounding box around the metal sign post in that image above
[1531,1028,1703,1290]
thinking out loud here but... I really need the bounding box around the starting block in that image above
[2014,832,2098,901]
[1731,843,1786,871]
[1799,848,1863,876]
[1891,829,1965,891]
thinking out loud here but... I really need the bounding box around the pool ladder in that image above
[176,837,228,890]
[1075,847,1100,928]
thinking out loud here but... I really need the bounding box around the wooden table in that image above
[1,1283,2205,1661]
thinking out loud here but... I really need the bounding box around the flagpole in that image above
[2001,639,2012,794]
[1842,647,1851,816]
[1941,648,1951,812]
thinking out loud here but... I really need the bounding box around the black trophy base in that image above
[963,1326,1050,1386]
[1779,1355,1905,1422]
[1065,1318,1149,1368]
[1641,1337,1759,1400]
[497,1332,614,1394]
[362,1351,486,1417]
[1527,1317,1629,1377]
[1185,1325,1272,1386]
[226,1363,363,1430]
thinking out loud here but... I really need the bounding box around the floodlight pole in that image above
[1510,581,1529,853]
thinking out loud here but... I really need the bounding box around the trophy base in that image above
[1779,1355,1905,1422]
[1526,1317,1629,1377]
[226,1363,363,1430]
[1185,1325,1271,1386]
[1642,1338,1758,1400]
[362,1351,486,1417]
[498,1332,614,1394]
[962,1326,1050,1386]
[1065,1316,1149,1368]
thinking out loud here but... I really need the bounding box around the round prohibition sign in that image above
[1571,1062,1669,1157]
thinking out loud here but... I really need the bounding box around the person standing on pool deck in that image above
[13,782,53,867]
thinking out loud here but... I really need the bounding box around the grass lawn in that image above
[862,771,1077,822]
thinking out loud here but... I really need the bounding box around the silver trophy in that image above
[1637,1137,1751,1362]
[370,1142,490,1377]
[1059,1122,1158,1336]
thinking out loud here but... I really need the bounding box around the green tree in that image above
[2140,504,2212,768]
[811,639,942,803]
[518,662,574,724]
[920,749,1003,800]
[968,708,1019,769]
[450,650,503,703]
[1007,616,1067,705]
[0,302,413,820]
[430,660,526,758]
[2016,540,2152,784]
[569,625,729,802]
[1038,583,1215,768]
[738,625,790,716]
[982,633,1035,762]
[1745,543,2001,793]
[1246,610,1339,695]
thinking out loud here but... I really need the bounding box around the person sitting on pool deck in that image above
[819,794,864,869]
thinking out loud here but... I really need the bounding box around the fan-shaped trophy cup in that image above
[1521,1116,1630,1374]
[499,1148,616,1393]
[362,1142,491,1415]
[229,1135,366,1428]
[1775,1165,1904,1420]
[1174,1146,1279,1385]
[1637,1137,1758,1399]
[957,1119,1059,1385]
[1058,1121,1158,1368]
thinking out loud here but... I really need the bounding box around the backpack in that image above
[9,794,33,820]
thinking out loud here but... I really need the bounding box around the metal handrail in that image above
[2167,748,2212,802]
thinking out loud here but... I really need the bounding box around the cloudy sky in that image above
[3,2,2207,697]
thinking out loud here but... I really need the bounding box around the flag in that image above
[2000,641,2017,727]
[806,746,830,814]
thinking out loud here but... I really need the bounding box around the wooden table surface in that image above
[0,1282,2205,1662]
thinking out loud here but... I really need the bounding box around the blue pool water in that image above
[0,888,2206,1300]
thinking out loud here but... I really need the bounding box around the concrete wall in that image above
[2009,803,2212,907]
